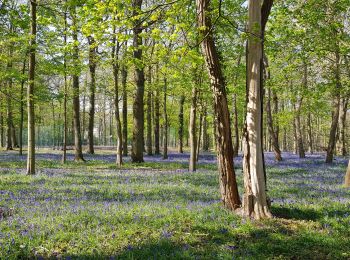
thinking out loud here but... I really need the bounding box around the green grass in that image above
[0,150,349,259]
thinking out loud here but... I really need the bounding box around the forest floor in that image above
[0,148,349,259]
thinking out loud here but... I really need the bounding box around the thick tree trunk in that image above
[197,0,241,210]
[122,65,128,156]
[131,0,145,163]
[178,95,185,153]
[87,36,97,154]
[71,7,84,162]
[189,87,197,172]
[326,49,341,163]
[242,0,273,219]
[27,0,37,174]
[146,66,153,155]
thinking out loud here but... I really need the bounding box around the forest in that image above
[0,0,350,258]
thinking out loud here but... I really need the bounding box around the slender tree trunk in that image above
[154,74,160,155]
[307,112,313,154]
[112,24,122,166]
[339,98,348,156]
[196,109,203,162]
[326,49,341,163]
[122,64,128,156]
[178,95,185,153]
[202,107,209,151]
[242,0,273,219]
[197,0,240,210]
[146,66,153,155]
[232,93,239,157]
[266,87,282,161]
[294,102,305,158]
[87,36,97,154]
[0,112,4,148]
[19,59,26,155]
[27,0,37,174]
[189,87,197,171]
[131,0,145,163]
[163,78,168,159]
[6,51,13,151]
[71,7,84,161]
[62,7,68,164]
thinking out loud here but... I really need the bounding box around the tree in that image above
[131,0,145,163]
[242,0,273,219]
[27,0,37,175]
[70,5,84,162]
[196,0,240,210]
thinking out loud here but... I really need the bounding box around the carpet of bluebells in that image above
[0,148,349,259]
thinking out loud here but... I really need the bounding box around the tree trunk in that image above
[345,160,350,187]
[87,36,97,154]
[326,49,341,163]
[71,7,84,162]
[122,64,128,156]
[62,6,68,164]
[242,0,273,219]
[154,88,160,155]
[27,0,37,174]
[178,95,185,153]
[202,107,209,151]
[232,93,239,157]
[197,0,241,210]
[146,66,153,155]
[305,112,313,154]
[189,87,197,171]
[339,98,348,156]
[6,52,13,151]
[112,24,123,167]
[0,112,4,148]
[19,59,26,155]
[295,103,305,158]
[266,87,282,161]
[163,78,168,159]
[197,109,203,162]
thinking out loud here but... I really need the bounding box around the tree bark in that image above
[0,111,4,148]
[146,66,153,155]
[196,0,241,210]
[197,107,203,162]
[87,36,97,154]
[71,7,84,162]
[242,0,273,219]
[27,0,37,174]
[131,0,145,163]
